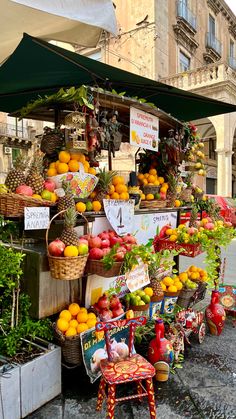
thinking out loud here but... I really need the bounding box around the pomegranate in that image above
[124,244,133,252]
[16,184,33,196]
[101,239,110,248]
[110,236,123,247]
[100,308,113,321]
[110,350,120,362]
[112,306,124,318]
[109,295,120,309]
[116,246,127,254]
[89,236,102,248]
[114,251,125,262]
[97,294,110,310]
[89,248,104,260]
[44,179,56,192]
[122,234,137,244]
[99,231,110,240]
[78,238,88,246]
[108,230,116,238]
[48,239,65,256]
[102,247,111,256]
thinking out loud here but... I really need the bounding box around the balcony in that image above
[0,123,29,139]
[228,56,236,71]
[204,33,222,63]
[176,0,197,31]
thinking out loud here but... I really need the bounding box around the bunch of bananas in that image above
[0,184,8,194]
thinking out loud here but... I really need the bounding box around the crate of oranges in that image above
[54,303,97,365]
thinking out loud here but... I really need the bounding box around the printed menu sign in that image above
[24,207,50,230]
[130,106,159,152]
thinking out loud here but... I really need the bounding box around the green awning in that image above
[0,33,236,121]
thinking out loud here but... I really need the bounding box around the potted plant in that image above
[0,244,61,418]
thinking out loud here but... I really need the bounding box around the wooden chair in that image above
[95,316,156,419]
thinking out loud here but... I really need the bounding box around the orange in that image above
[89,190,97,199]
[32,194,42,200]
[70,153,81,161]
[163,276,174,286]
[86,318,97,329]
[69,319,79,328]
[47,167,57,177]
[55,160,60,169]
[49,162,57,169]
[147,174,155,183]
[144,173,149,179]
[160,186,167,193]
[78,154,86,163]
[80,307,88,313]
[77,323,89,334]
[154,180,160,186]
[108,185,115,194]
[110,192,120,200]
[64,245,79,257]
[142,179,148,185]
[59,150,70,163]
[189,265,198,272]
[76,202,86,213]
[87,312,97,320]
[88,167,97,175]
[169,234,177,242]
[175,281,183,290]
[83,161,90,169]
[50,192,58,203]
[77,312,89,323]
[174,199,181,207]
[141,193,146,200]
[68,159,80,172]
[59,309,72,322]
[57,318,69,333]
[138,173,144,180]
[115,184,127,194]
[119,192,128,200]
[92,201,102,212]
[166,228,173,236]
[112,175,125,185]
[57,162,69,174]
[144,287,153,297]
[179,272,188,282]
[168,285,178,293]
[68,303,80,316]
[162,183,169,189]
[146,193,154,201]
[149,168,157,176]
[158,177,165,184]
[65,327,77,337]
[190,272,200,280]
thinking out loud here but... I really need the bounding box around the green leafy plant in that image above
[0,216,20,243]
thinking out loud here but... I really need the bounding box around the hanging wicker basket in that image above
[53,323,82,366]
[0,192,55,217]
[140,200,167,209]
[46,210,88,280]
[86,259,123,278]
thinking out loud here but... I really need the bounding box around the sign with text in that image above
[130,106,159,152]
[103,199,134,235]
[24,207,50,230]
[125,262,150,292]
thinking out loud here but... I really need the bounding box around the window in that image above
[179,51,190,72]
[209,15,215,36]
[209,138,216,160]
[230,40,234,58]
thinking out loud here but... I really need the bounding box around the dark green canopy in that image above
[0,33,236,121]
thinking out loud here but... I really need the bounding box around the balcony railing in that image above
[228,56,236,71]
[206,32,222,56]
[176,0,197,30]
[0,123,29,138]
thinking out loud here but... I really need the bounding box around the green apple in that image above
[41,189,52,200]
[77,243,88,255]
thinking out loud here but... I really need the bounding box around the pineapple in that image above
[26,153,45,194]
[57,181,75,216]
[96,168,117,204]
[60,207,80,246]
[5,153,27,192]
[166,172,178,206]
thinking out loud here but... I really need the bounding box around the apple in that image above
[77,243,89,255]
[89,248,104,260]
[101,239,110,248]
[78,238,88,246]
[16,185,33,196]
[44,179,56,192]
[41,189,52,200]
[48,239,65,256]
[89,236,102,249]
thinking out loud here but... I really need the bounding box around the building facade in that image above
[78,0,236,196]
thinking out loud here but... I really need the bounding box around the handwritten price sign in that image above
[125,262,150,293]
[103,199,135,235]
[24,207,50,230]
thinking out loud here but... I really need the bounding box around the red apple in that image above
[89,248,104,260]
[44,179,56,192]
[101,239,110,248]
[48,239,65,256]
[89,236,102,249]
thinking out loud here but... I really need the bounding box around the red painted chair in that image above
[95,316,156,419]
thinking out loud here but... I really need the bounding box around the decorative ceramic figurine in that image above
[205,290,226,336]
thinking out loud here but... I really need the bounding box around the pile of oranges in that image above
[47,151,97,177]
[56,303,97,337]
[160,275,183,294]
[179,266,208,283]
[137,169,169,200]
[91,175,130,201]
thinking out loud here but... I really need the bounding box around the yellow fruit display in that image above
[174,281,183,291]
[65,327,77,337]
[119,192,129,200]
[77,323,89,334]
[158,177,164,184]
[76,202,86,213]
[80,307,88,313]
[179,272,188,282]
[110,192,120,200]
[57,162,69,174]
[147,174,155,184]
[169,234,177,242]
[146,193,154,201]
[69,319,79,328]
[112,175,125,185]
[68,303,80,316]
[77,311,89,323]
[47,167,57,177]
[59,150,70,163]
[162,276,174,286]
[59,310,72,322]
[86,318,97,329]
[92,201,102,212]
[174,200,181,207]
[144,287,154,297]
[64,245,79,257]
[68,159,80,172]
[149,168,157,176]
[57,318,69,333]
[115,184,128,194]
[108,185,115,194]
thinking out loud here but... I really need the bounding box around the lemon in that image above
[167,285,178,293]
[57,318,69,333]
[144,287,153,297]
[65,327,77,337]
[162,276,174,286]
[59,310,72,322]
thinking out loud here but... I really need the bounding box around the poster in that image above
[103,199,134,236]
[24,207,49,230]
[80,322,134,383]
[130,106,159,152]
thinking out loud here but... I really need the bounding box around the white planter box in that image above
[0,339,61,419]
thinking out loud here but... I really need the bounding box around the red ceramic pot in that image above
[148,319,174,365]
[205,290,226,336]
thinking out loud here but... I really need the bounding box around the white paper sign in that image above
[24,207,50,230]
[125,262,150,293]
[130,106,159,151]
[103,199,135,235]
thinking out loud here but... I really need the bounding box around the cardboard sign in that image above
[130,106,159,152]
[103,199,134,235]
[125,262,150,292]
[24,207,50,230]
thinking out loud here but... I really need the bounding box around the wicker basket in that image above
[177,288,196,309]
[140,200,167,209]
[143,185,160,195]
[46,210,88,280]
[0,192,55,217]
[86,259,123,278]
[53,324,82,366]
